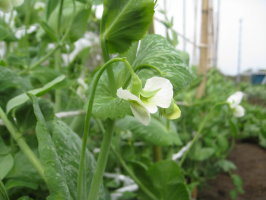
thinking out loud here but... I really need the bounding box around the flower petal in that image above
[234,105,245,117]
[227,91,245,107]
[130,103,150,126]
[143,77,173,108]
[117,88,142,104]
[11,0,24,7]
[143,103,158,114]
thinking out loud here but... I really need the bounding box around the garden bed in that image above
[199,142,266,200]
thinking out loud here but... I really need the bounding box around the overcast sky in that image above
[154,0,266,75]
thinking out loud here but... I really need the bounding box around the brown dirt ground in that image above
[198,143,266,200]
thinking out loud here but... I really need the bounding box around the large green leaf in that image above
[117,116,182,146]
[30,95,98,200]
[101,0,155,53]
[6,75,65,113]
[128,34,192,91]
[31,95,71,200]
[50,120,97,200]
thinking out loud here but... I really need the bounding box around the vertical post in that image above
[196,0,209,98]
[236,19,243,83]
[213,0,221,67]
[192,0,199,65]
[183,0,187,51]
[208,0,214,67]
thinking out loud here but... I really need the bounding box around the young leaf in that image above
[117,116,182,146]
[6,75,65,113]
[101,0,155,53]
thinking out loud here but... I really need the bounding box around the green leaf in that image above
[5,179,38,190]
[6,151,42,186]
[101,0,155,53]
[147,161,184,188]
[216,160,237,172]
[0,154,14,180]
[6,75,65,113]
[128,34,192,91]
[117,116,182,146]
[50,120,97,200]
[46,0,60,19]
[93,79,131,119]
[30,95,71,200]
[190,146,215,161]
[146,161,190,200]
[0,181,9,200]
[0,67,31,93]
[0,20,16,41]
[48,0,91,42]
[29,95,98,200]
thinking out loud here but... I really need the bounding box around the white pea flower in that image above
[117,77,173,125]
[227,91,245,117]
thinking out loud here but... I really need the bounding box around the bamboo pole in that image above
[192,0,199,65]
[196,0,210,98]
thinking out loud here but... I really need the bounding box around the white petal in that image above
[117,88,142,104]
[130,103,150,126]
[227,91,245,107]
[143,77,173,108]
[143,103,158,114]
[234,105,245,117]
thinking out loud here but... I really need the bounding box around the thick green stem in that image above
[112,146,159,200]
[87,120,114,200]
[0,106,45,181]
[77,57,134,200]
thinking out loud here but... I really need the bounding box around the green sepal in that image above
[161,100,181,120]
[140,88,161,98]
[129,74,142,96]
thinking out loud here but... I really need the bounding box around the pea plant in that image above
[0,0,253,200]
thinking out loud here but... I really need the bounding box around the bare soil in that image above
[198,143,266,200]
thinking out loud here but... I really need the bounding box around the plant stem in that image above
[0,106,45,181]
[87,120,114,200]
[112,146,159,200]
[100,40,116,95]
[57,0,65,36]
[55,49,62,112]
[77,57,133,200]
[153,146,163,162]
[29,45,60,70]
